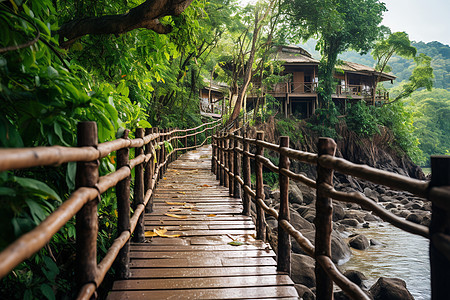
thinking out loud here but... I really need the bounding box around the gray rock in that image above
[344,270,367,288]
[379,195,392,203]
[349,234,370,250]
[370,238,382,246]
[270,190,280,202]
[291,253,316,288]
[364,213,381,222]
[339,218,360,227]
[369,277,414,300]
[290,209,315,231]
[364,187,379,202]
[294,284,315,300]
[289,184,304,205]
[421,215,431,226]
[333,291,351,300]
[385,203,397,209]
[292,230,351,264]
[406,213,423,224]
[333,204,346,221]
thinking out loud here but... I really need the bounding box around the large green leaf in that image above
[14,177,62,202]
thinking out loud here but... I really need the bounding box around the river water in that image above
[340,223,430,300]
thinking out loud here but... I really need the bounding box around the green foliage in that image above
[375,102,424,164]
[372,31,417,74]
[404,89,450,166]
[306,104,340,138]
[0,0,222,298]
[284,0,386,108]
[275,117,304,143]
[345,101,380,137]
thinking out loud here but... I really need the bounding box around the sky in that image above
[381,0,450,45]
[239,0,450,45]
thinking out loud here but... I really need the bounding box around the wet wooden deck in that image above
[107,145,298,299]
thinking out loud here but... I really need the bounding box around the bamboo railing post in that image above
[315,137,336,299]
[194,128,197,148]
[161,129,166,176]
[211,135,216,175]
[174,128,179,161]
[429,155,450,300]
[184,131,188,154]
[255,131,266,241]
[162,129,169,175]
[224,133,229,188]
[228,135,234,196]
[132,128,145,243]
[233,132,241,199]
[219,133,224,185]
[278,136,291,275]
[75,121,100,287]
[154,127,160,179]
[115,128,131,279]
[158,129,164,179]
[145,128,154,213]
[242,128,251,216]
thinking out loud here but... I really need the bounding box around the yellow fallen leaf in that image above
[207,214,216,217]
[191,208,200,212]
[145,231,158,237]
[163,177,167,180]
[172,195,180,198]
[169,208,182,212]
[177,191,186,195]
[154,227,167,235]
[165,213,188,219]
[200,184,212,187]
[146,227,180,238]
[200,154,209,159]
[165,201,186,206]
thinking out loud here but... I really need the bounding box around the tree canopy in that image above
[283,0,386,107]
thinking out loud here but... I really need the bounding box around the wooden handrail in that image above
[0,118,222,300]
[212,127,450,300]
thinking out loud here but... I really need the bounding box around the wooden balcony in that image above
[270,82,318,96]
[334,85,390,102]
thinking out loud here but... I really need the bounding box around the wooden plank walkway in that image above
[107,145,299,299]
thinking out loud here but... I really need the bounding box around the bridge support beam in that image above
[430,155,450,300]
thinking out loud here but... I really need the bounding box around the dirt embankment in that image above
[248,116,425,180]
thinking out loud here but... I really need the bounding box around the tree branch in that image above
[58,0,194,48]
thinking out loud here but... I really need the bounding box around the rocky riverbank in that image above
[246,117,429,299]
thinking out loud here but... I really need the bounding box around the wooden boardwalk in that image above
[107,145,298,299]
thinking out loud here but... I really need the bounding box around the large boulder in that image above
[364,187,379,202]
[344,270,367,289]
[369,277,414,300]
[332,203,346,221]
[292,230,351,264]
[290,209,315,231]
[294,284,315,300]
[289,184,304,204]
[291,253,316,288]
[349,234,370,250]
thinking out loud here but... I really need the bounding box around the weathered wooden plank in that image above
[112,275,293,290]
[128,266,278,278]
[105,145,298,299]
[129,250,275,259]
[130,244,268,252]
[130,257,277,268]
[107,286,299,300]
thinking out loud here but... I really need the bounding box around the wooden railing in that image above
[0,119,221,299]
[212,128,450,300]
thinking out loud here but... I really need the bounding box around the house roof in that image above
[337,61,396,81]
[274,45,319,65]
[273,45,396,82]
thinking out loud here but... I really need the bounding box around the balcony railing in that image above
[266,82,390,102]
